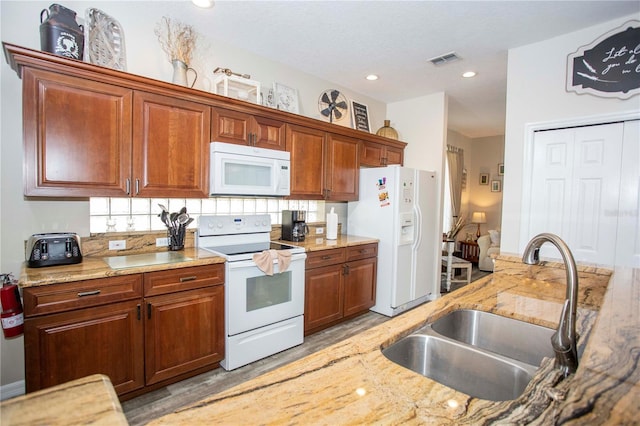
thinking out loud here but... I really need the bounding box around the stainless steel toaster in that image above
[26,233,82,268]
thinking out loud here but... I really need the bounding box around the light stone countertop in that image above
[18,234,377,288]
[147,256,639,425]
[18,248,226,288]
[0,374,127,426]
[13,244,639,424]
[277,234,379,252]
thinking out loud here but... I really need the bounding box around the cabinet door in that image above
[385,145,404,165]
[211,107,251,145]
[326,133,359,201]
[252,115,286,150]
[343,257,377,317]
[144,285,224,385]
[360,141,385,167]
[22,68,132,197]
[286,124,326,199]
[133,92,210,198]
[304,264,343,333]
[360,141,404,167]
[24,300,144,395]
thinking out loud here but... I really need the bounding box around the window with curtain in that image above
[444,145,464,239]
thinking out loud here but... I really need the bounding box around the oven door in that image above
[226,252,305,336]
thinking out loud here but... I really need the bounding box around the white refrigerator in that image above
[348,166,439,317]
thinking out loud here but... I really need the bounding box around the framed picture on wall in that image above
[273,82,299,113]
[479,173,489,185]
[498,163,504,175]
[491,180,502,192]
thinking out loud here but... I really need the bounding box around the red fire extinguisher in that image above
[1,273,24,338]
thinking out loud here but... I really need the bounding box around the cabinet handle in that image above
[321,255,331,260]
[126,178,131,195]
[343,264,350,275]
[135,179,140,195]
[137,304,141,321]
[77,290,100,297]
[147,303,152,319]
[180,276,197,282]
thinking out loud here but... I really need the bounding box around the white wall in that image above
[0,0,388,390]
[388,92,448,231]
[502,13,640,254]
[469,135,504,234]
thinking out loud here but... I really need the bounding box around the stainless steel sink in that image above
[430,309,555,366]
[382,309,556,401]
[382,334,537,401]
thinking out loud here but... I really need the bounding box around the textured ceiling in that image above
[162,0,639,138]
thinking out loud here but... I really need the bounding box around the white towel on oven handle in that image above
[252,250,292,276]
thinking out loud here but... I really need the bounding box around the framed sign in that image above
[351,101,370,132]
[479,173,489,185]
[567,20,640,99]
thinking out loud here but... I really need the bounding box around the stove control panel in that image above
[198,214,271,236]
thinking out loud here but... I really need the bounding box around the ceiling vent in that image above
[428,52,460,66]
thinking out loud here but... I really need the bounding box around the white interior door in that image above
[529,122,624,265]
[614,120,640,267]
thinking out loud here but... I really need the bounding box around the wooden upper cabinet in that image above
[286,126,359,201]
[22,67,132,197]
[5,44,406,199]
[360,140,404,167]
[133,92,210,198]
[286,124,326,199]
[212,107,286,150]
[326,133,359,201]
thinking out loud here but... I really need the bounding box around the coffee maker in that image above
[281,210,309,242]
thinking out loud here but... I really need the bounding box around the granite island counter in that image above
[148,255,639,425]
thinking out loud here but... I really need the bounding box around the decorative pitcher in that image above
[172,60,198,88]
[40,4,84,60]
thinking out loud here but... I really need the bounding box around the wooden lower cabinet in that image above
[24,299,144,395]
[144,285,224,385]
[23,264,224,399]
[343,257,377,317]
[304,264,344,332]
[304,244,377,335]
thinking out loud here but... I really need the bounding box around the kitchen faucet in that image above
[522,233,579,377]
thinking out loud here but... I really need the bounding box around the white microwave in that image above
[210,142,291,197]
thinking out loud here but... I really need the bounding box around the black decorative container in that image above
[168,227,186,251]
[40,4,84,60]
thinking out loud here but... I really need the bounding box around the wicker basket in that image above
[84,8,127,71]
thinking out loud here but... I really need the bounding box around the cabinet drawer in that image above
[23,275,143,317]
[306,248,346,269]
[144,264,224,296]
[347,243,378,262]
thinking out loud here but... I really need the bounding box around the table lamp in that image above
[471,211,486,239]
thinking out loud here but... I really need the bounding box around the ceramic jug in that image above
[172,60,198,88]
[40,3,84,60]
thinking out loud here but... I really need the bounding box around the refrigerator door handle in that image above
[413,205,423,250]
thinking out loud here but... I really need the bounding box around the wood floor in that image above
[122,311,391,425]
[122,267,490,425]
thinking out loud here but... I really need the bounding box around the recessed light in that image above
[462,71,476,78]
[192,0,214,8]
[366,74,379,81]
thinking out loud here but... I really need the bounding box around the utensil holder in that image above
[168,226,185,251]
